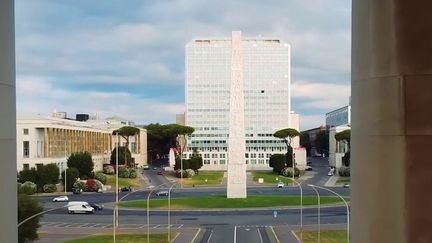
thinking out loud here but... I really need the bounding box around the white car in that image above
[277,182,284,188]
[52,196,69,202]
[67,201,94,214]
[156,190,169,196]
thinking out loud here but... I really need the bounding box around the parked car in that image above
[305,166,313,171]
[152,167,157,170]
[72,188,82,194]
[307,161,312,165]
[120,186,133,192]
[143,165,149,170]
[67,201,94,214]
[52,196,69,202]
[343,184,350,188]
[156,190,169,196]
[88,202,104,211]
[277,182,284,188]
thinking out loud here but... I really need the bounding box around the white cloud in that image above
[292,80,350,110]
[299,115,326,131]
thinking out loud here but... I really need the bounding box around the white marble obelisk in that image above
[227,31,247,198]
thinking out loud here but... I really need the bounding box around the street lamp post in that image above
[147,182,172,243]
[64,141,67,195]
[113,133,119,243]
[168,183,176,242]
[308,185,321,243]
[290,180,303,241]
[308,184,350,243]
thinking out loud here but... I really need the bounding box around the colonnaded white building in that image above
[16,112,147,172]
[184,32,305,170]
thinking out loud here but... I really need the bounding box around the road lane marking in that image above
[270,226,281,243]
[207,229,213,243]
[234,226,237,243]
[291,230,301,243]
[257,228,263,243]
[152,224,161,228]
[190,228,201,243]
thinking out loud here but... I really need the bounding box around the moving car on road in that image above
[67,201,94,214]
[156,190,169,196]
[88,202,104,211]
[157,171,163,175]
[277,182,284,188]
[52,196,69,202]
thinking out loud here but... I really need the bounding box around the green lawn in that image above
[336,177,351,184]
[252,171,294,185]
[63,233,170,243]
[105,174,141,189]
[119,195,345,209]
[182,171,224,186]
[295,230,347,243]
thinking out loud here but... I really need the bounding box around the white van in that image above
[67,201,94,214]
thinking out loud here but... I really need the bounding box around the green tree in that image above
[269,154,286,173]
[335,129,351,148]
[273,128,300,168]
[300,132,312,156]
[110,146,132,166]
[62,167,80,191]
[145,123,172,164]
[335,129,351,166]
[189,149,203,173]
[113,126,140,167]
[18,194,43,243]
[67,152,94,178]
[18,168,37,183]
[35,163,59,190]
[315,130,329,156]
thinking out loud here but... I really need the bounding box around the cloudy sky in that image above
[15,0,351,130]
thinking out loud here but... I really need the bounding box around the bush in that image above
[103,165,115,175]
[73,180,86,191]
[18,194,43,243]
[185,169,195,177]
[118,167,130,178]
[269,154,286,173]
[18,168,37,184]
[17,182,22,193]
[281,167,300,177]
[43,184,57,193]
[175,169,190,178]
[95,172,107,185]
[338,166,350,177]
[129,169,137,178]
[20,181,37,195]
[85,179,98,192]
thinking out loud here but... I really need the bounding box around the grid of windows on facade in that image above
[326,106,350,127]
[186,152,273,165]
[185,36,291,166]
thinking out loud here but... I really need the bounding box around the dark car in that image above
[120,186,133,192]
[157,171,163,175]
[89,202,104,211]
[72,188,82,194]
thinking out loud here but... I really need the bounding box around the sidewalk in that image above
[324,175,340,187]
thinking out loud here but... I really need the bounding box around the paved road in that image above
[143,165,172,187]
[40,186,350,207]
[302,156,333,186]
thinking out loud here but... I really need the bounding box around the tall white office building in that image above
[185,32,302,170]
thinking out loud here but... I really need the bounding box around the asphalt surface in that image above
[37,159,350,242]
